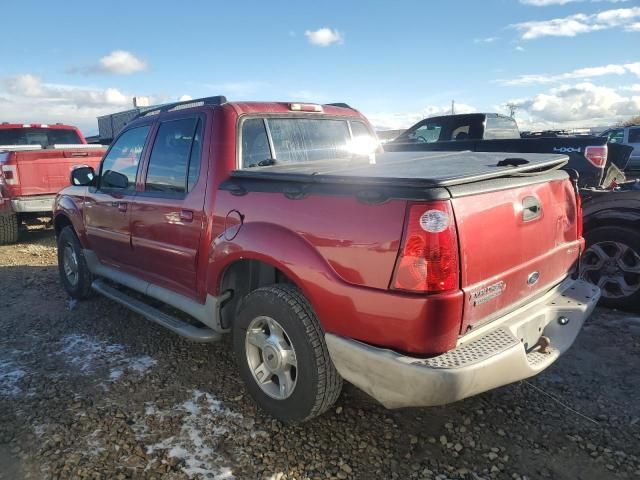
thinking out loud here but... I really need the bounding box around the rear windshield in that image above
[240,117,376,168]
[484,116,520,140]
[0,128,82,147]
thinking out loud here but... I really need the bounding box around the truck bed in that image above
[230,151,568,188]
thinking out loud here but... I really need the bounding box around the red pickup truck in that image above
[53,96,600,423]
[0,123,105,243]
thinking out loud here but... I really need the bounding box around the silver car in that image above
[601,125,640,173]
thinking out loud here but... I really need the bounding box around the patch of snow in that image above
[0,358,26,396]
[56,334,156,382]
[143,390,248,480]
[0,348,27,397]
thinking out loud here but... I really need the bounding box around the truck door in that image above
[84,125,151,266]
[129,115,206,297]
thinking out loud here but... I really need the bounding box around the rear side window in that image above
[241,118,272,168]
[145,117,202,194]
[350,121,371,138]
[484,116,520,140]
[100,125,150,190]
[629,128,640,143]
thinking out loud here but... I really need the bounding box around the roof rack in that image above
[325,102,353,109]
[136,95,227,119]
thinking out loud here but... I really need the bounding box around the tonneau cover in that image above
[230,151,568,187]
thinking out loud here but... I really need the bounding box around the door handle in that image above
[117,202,128,212]
[180,209,194,222]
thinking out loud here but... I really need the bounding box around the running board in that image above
[92,279,221,343]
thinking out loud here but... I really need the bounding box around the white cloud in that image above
[626,22,640,31]
[0,73,162,132]
[515,46,526,51]
[511,6,640,39]
[178,94,193,101]
[304,28,343,47]
[512,82,640,127]
[93,50,147,75]
[367,103,476,131]
[474,37,499,44]
[498,62,640,85]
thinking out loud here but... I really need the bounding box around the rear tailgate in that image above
[449,171,582,333]
[10,148,104,196]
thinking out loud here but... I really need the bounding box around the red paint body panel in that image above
[0,125,103,210]
[451,179,581,332]
[53,102,582,356]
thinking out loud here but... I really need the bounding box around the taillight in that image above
[0,165,17,185]
[585,145,607,168]
[391,201,460,293]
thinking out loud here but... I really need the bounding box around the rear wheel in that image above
[233,284,342,423]
[57,226,93,299]
[581,225,640,309]
[0,214,19,245]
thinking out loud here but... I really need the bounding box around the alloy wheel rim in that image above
[581,240,640,299]
[63,243,79,287]
[245,315,298,400]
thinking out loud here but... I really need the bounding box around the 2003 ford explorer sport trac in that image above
[53,96,600,423]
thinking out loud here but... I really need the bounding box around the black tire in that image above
[582,225,640,309]
[0,214,19,245]
[57,226,93,299]
[233,284,342,423]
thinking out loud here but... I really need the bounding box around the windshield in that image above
[0,127,83,147]
[240,117,377,168]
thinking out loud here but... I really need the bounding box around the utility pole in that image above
[506,102,519,118]
[451,100,455,115]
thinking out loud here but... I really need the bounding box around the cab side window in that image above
[145,117,202,195]
[100,125,150,191]
[605,129,625,144]
[100,125,150,190]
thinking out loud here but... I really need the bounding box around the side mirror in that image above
[70,165,95,186]
[102,170,128,189]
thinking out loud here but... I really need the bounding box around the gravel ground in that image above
[0,229,639,480]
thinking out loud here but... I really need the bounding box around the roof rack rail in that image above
[325,103,353,109]
[136,95,227,119]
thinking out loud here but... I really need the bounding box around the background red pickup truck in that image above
[0,123,105,244]
[53,96,599,423]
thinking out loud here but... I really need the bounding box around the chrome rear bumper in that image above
[326,278,600,409]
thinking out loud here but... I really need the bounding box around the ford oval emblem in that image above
[527,271,540,286]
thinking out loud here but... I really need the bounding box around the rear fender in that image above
[209,221,337,298]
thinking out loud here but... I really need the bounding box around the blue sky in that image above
[0,0,638,134]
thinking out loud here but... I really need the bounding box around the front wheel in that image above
[233,284,342,423]
[581,225,640,309]
[57,226,93,299]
